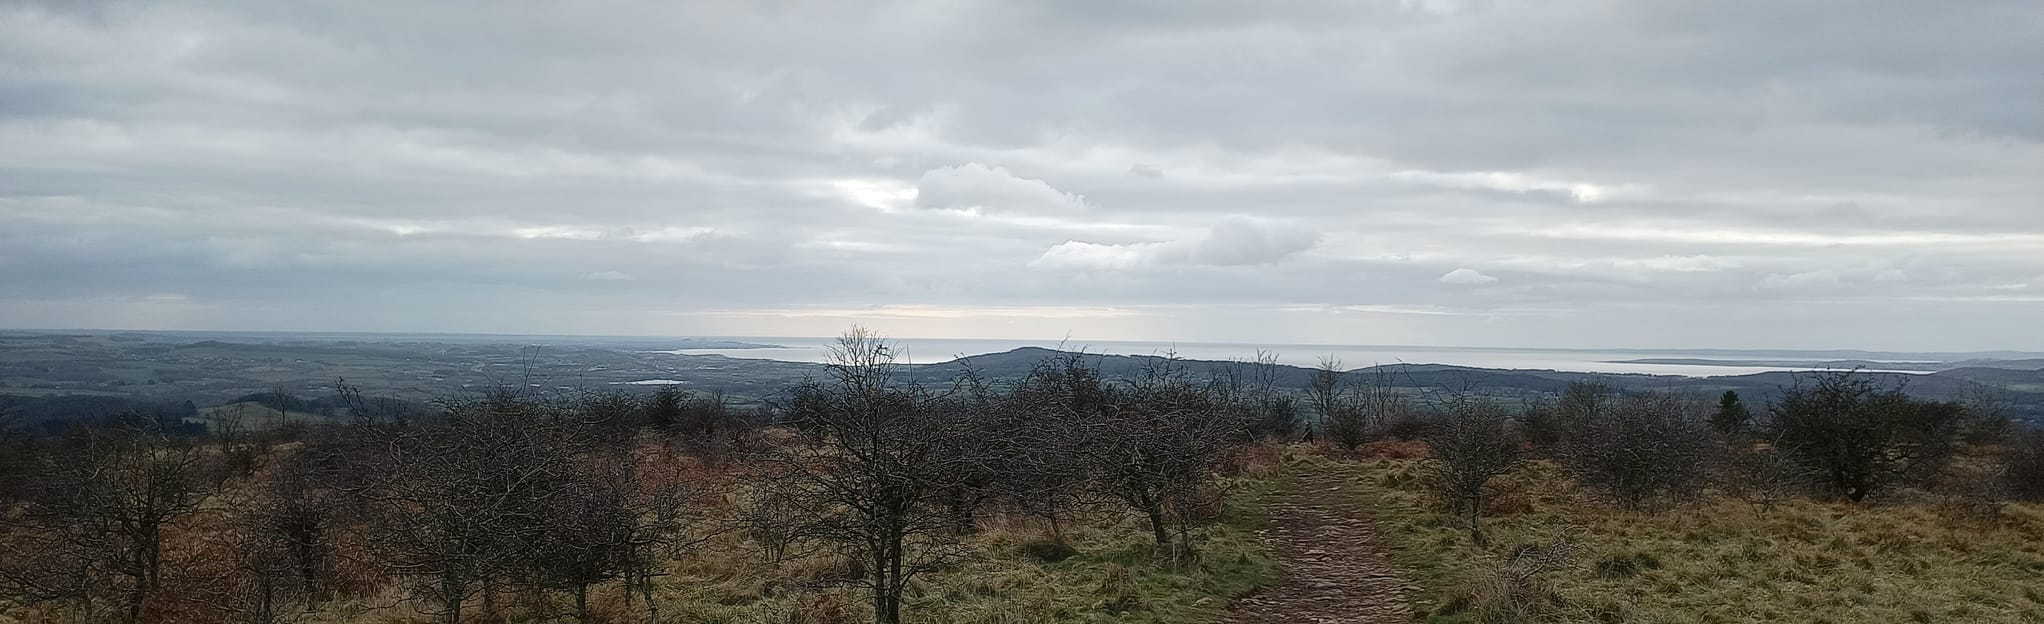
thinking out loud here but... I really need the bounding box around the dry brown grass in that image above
[1343,456,2044,623]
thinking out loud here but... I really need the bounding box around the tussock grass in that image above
[613,478,1278,624]
[1342,456,2044,623]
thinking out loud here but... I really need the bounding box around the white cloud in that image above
[826,178,919,212]
[583,270,637,281]
[1440,268,1499,285]
[1757,270,1843,291]
[1391,169,1641,203]
[1614,255,1738,273]
[1032,217,1320,270]
[916,163,1088,213]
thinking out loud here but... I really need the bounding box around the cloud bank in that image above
[0,0,2039,350]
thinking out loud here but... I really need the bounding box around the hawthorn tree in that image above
[1770,372,1966,503]
[1088,356,1236,558]
[766,329,974,624]
[1426,397,1523,548]
[1,421,214,623]
[1558,392,1714,509]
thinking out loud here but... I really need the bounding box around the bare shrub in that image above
[346,392,594,624]
[1958,382,2015,445]
[1523,382,1615,452]
[1556,391,1715,510]
[1769,371,1967,502]
[1425,397,1524,548]
[1306,357,1369,451]
[990,352,1109,540]
[1212,351,1304,441]
[1720,433,1813,514]
[2003,427,2044,502]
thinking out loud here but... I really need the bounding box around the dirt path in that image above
[1224,464,1419,624]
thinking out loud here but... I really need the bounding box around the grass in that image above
[219,455,1274,624]
[1336,455,2044,623]
[639,474,1281,624]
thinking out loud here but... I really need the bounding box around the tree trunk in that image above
[641,574,661,624]
[297,536,322,608]
[948,489,976,534]
[1468,490,1487,548]
[871,548,895,624]
[888,537,906,624]
[441,573,465,624]
[575,583,591,622]
[125,583,144,624]
[142,522,162,591]
[256,576,276,624]
[480,577,497,620]
[1145,505,1170,552]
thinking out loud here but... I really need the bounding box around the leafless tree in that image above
[0,421,214,624]
[194,484,322,624]
[1211,351,1301,441]
[992,351,1112,540]
[1355,366,1411,442]
[1087,355,1236,559]
[1306,357,1368,450]
[520,446,700,624]
[763,328,974,624]
[253,441,348,613]
[1425,397,1523,548]
[348,392,585,624]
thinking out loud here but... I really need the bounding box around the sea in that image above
[653,337,1945,377]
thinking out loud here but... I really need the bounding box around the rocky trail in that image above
[1224,465,1420,624]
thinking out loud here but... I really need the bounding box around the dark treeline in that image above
[1,329,2040,624]
[0,395,206,437]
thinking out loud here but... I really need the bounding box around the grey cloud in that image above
[1440,269,1499,285]
[914,163,1089,213]
[0,0,2039,349]
[1032,217,1320,270]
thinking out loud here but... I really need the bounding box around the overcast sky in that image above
[2,1,2040,350]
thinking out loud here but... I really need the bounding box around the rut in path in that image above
[1224,465,1420,624]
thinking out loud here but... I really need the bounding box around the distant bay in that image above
[650,337,2006,377]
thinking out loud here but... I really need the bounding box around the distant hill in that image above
[5,333,2040,426]
[922,348,2044,423]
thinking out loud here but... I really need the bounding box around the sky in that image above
[1,0,2040,351]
